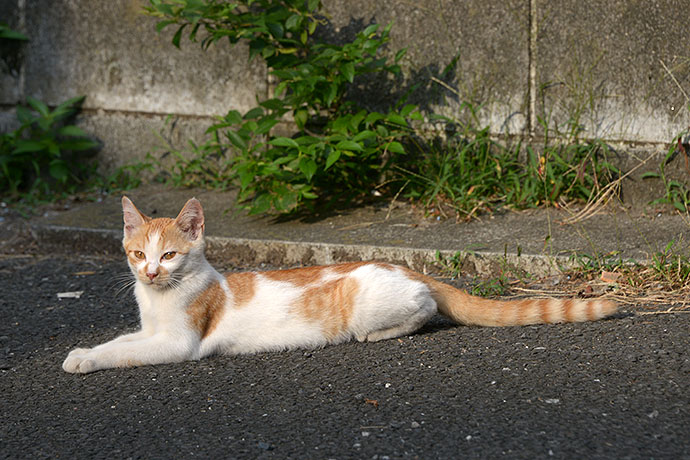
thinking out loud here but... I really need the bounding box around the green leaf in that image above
[387,141,405,154]
[27,96,49,117]
[362,24,379,37]
[324,84,337,107]
[307,0,320,12]
[352,130,376,142]
[0,26,28,41]
[58,125,88,137]
[336,140,363,151]
[261,98,286,110]
[400,104,417,117]
[364,112,385,126]
[641,172,660,179]
[172,24,187,48]
[226,130,247,150]
[16,106,34,125]
[294,108,308,129]
[12,140,44,154]
[386,113,407,126]
[155,20,176,33]
[267,22,284,39]
[350,111,366,130]
[285,14,301,31]
[250,193,273,215]
[270,137,300,149]
[223,110,242,124]
[49,159,70,181]
[58,139,98,151]
[325,149,341,169]
[341,62,355,83]
[256,118,279,135]
[53,96,84,118]
[299,157,318,181]
[243,107,264,120]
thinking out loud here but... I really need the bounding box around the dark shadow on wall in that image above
[314,16,462,116]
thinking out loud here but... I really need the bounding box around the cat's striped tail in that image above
[423,278,617,326]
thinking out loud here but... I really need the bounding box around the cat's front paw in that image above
[62,353,98,374]
[67,347,91,358]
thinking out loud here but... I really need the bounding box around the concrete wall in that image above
[2,0,689,174]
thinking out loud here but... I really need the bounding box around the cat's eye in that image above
[162,251,176,261]
[133,250,145,260]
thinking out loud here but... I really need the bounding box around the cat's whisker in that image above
[109,272,137,297]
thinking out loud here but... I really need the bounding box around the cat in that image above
[62,197,618,373]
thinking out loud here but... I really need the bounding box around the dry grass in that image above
[503,264,690,315]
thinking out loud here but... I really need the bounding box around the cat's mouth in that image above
[142,276,173,290]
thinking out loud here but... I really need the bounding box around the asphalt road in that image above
[1,255,688,459]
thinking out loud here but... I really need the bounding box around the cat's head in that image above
[121,196,206,289]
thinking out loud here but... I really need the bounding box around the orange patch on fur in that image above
[262,261,377,287]
[225,272,257,308]
[294,277,359,339]
[187,281,227,339]
[145,218,174,241]
[586,301,596,321]
[538,298,551,323]
[514,299,531,325]
[563,299,576,322]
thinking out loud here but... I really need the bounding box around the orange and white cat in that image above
[62,197,618,373]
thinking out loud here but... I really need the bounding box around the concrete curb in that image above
[32,223,576,277]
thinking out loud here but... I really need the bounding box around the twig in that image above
[560,152,655,224]
[386,180,409,221]
[660,59,690,104]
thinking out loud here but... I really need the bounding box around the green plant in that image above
[642,134,690,212]
[399,109,620,220]
[145,0,420,214]
[565,250,632,275]
[0,22,28,40]
[0,96,98,200]
[436,245,530,298]
[648,239,690,290]
[435,249,471,278]
[99,160,156,192]
[469,275,509,297]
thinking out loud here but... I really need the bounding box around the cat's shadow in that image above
[416,315,457,335]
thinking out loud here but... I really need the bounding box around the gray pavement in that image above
[1,256,689,459]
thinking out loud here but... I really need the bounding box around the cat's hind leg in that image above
[363,297,436,342]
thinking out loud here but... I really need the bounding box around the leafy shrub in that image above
[0,96,98,200]
[145,0,420,214]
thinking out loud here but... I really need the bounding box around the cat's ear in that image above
[122,196,150,238]
[174,198,205,241]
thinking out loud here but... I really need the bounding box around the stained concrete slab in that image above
[22,0,267,115]
[27,184,690,277]
[322,0,529,135]
[536,0,690,143]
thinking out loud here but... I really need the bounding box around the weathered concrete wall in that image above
[2,0,689,174]
[536,0,690,144]
[1,0,267,170]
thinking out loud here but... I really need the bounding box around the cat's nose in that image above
[146,272,158,281]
